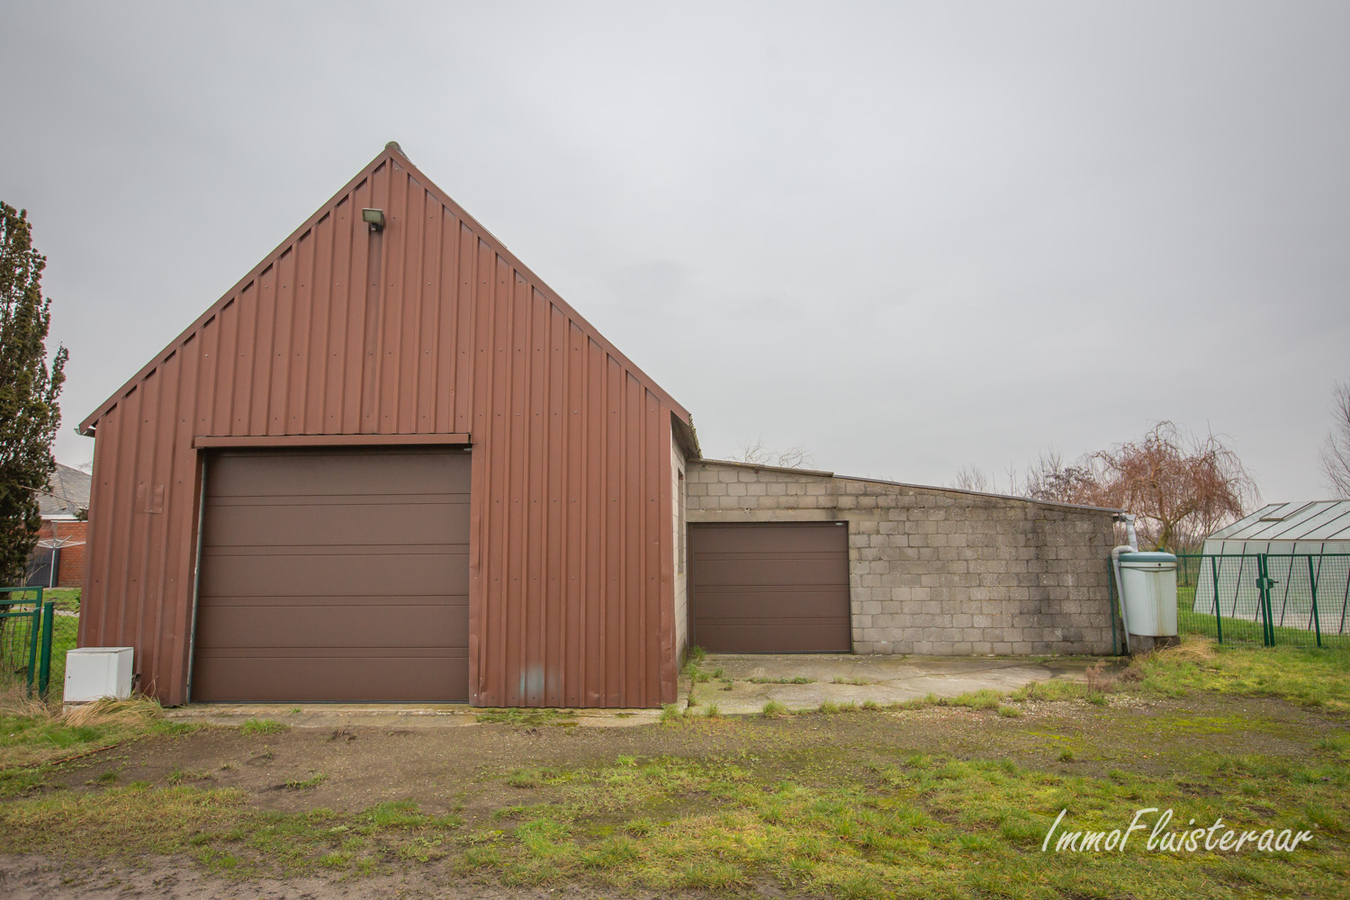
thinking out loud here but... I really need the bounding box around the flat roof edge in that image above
[695,458,1124,514]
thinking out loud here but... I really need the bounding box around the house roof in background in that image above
[1209,501,1350,542]
[37,463,91,518]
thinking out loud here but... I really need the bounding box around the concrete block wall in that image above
[685,461,1117,656]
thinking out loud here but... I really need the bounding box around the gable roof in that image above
[1208,501,1350,542]
[37,463,91,518]
[79,142,694,449]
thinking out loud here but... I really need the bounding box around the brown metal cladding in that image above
[78,145,690,707]
[689,523,851,653]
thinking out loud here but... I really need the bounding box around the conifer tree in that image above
[0,203,67,586]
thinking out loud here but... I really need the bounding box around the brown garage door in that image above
[191,448,470,702]
[690,522,850,653]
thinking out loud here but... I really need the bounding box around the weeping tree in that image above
[0,203,67,587]
[951,422,1258,551]
[1090,422,1258,551]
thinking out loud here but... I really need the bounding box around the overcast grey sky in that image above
[3,2,1347,501]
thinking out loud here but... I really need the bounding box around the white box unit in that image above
[64,647,134,702]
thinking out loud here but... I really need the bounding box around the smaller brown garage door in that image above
[690,522,850,653]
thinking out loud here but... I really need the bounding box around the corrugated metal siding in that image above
[79,146,685,707]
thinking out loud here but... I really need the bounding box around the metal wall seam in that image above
[157,337,198,698]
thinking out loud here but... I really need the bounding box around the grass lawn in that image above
[41,588,81,608]
[1,640,1347,898]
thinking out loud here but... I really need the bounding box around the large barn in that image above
[77,144,1120,707]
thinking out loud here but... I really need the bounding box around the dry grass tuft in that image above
[1083,660,1118,694]
[0,686,50,719]
[0,687,162,727]
[61,697,163,728]
[1,690,166,770]
[1156,635,1218,663]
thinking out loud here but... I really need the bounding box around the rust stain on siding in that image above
[78,145,688,708]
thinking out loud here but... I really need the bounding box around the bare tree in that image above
[1091,422,1258,551]
[731,438,815,469]
[1022,450,1100,505]
[1320,380,1350,499]
[950,465,994,493]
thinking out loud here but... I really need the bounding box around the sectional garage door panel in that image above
[191,449,471,702]
[690,523,851,653]
[191,654,467,704]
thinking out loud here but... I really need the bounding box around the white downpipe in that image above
[1112,514,1139,653]
[1111,545,1134,654]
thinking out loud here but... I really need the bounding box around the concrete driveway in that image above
[163,654,1099,727]
[687,653,1098,714]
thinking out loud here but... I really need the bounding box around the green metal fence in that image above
[0,587,80,698]
[1175,553,1350,650]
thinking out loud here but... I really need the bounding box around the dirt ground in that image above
[0,856,711,900]
[29,696,1334,815]
[1,693,1344,898]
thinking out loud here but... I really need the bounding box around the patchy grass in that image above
[239,720,288,736]
[0,693,173,773]
[3,641,1349,895]
[659,704,690,724]
[2,735,1345,895]
[1130,639,1350,710]
[284,773,328,791]
[506,767,567,789]
[476,708,576,727]
[748,676,815,685]
[945,688,1004,710]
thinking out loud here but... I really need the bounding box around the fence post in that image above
[1307,556,1323,649]
[1209,557,1224,645]
[38,601,54,699]
[1257,554,1275,647]
[25,588,43,695]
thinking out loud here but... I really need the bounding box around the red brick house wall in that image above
[37,520,88,589]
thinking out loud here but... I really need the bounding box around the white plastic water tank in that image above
[1119,552,1178,637]
[64,647,134,702]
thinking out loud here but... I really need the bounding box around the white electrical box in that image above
[64,647,135,702]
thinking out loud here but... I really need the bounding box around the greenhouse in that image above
[1185,501,1350,645]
